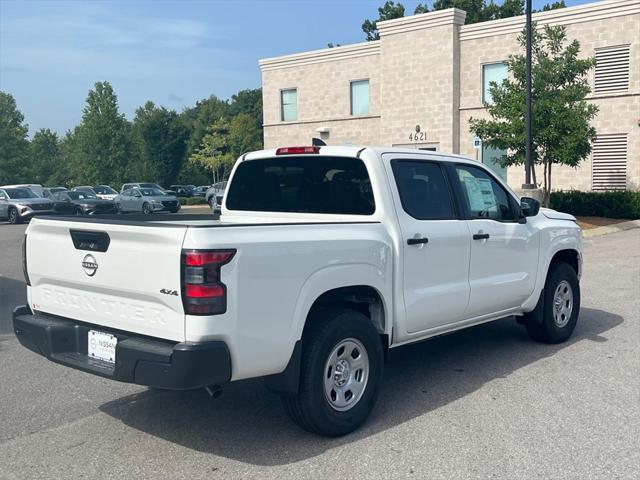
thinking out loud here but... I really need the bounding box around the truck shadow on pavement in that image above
[99,307,621,466]
[0,276,26,335]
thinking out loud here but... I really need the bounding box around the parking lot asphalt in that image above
[0,221,638,480]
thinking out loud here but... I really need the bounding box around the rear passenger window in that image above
[391,160,455,220]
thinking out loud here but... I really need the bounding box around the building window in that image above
[592,133,627,191]
[595,45,630,93]
[280,89,297,122]
[350,80,370,115]
[482,146,507,183]
[482,63,507,104]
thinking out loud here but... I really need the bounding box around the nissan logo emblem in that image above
[82,254,98,277]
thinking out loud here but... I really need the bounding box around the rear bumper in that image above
[12,305,231,390]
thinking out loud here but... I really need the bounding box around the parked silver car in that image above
[0,187,55,224]
[115,187,180,214]
[205,181,227,212]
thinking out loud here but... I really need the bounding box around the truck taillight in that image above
[22,234,30,286]
[181,249,235,315]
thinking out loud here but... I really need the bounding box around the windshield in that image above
[226,156,375,215]
[94,185,117,194]
[5,188,37,199]
[140,188,164,196]
[68,191,98,200]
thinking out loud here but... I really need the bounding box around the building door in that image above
[481,146,507,182]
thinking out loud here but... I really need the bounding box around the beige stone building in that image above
[259,0,639,191]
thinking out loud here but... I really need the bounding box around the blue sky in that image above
[0,0,590,135]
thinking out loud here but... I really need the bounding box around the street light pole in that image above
[523,0,534,189]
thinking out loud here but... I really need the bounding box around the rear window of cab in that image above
[225,156,375,215]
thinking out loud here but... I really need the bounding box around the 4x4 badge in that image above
[160,288,179,296]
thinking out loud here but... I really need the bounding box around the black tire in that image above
[527,262,580,344]
[142,202,151,214]
[282,308,384,437]
[8,207,21,224]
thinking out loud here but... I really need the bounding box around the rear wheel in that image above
[526,262,580,344]
[75,207,83,216]
[8,207,21,224]
[142,202,152,214]
[282,308,384,437]
[208,197,216,209]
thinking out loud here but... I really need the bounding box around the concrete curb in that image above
[181,204,210,210]
[582,219,640,238]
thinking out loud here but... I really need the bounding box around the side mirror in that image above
[521,197,541,217]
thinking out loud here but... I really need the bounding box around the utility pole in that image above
[523,0,535,190]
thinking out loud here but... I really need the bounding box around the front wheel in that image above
[282,308,384,437]
[142,202,152,214]
[208,197,216,209]
[527,262,580,344]
[8,207,21,224]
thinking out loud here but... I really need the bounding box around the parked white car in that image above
[14,146,581,436]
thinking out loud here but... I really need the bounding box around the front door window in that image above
[481,146,507,183]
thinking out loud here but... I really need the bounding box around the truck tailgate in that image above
[25,218,188,341]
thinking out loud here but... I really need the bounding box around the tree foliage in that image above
[1,84,263,188]
[362,1,405,41]
[131,101,189,186]
[0,91,30,184]
[70,81,131,185]
[469,25,598,205]
[188,113,263,184]
[363,0,566,37]
[29,129,62,185]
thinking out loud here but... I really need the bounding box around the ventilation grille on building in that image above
[592,134,627,191]
[594,45,630,93]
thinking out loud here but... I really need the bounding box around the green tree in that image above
[469,25,598,206]
[70,81,130,185]
[229,88,263,134]
[0,91,30,184]
[183,95,230,157]
[188,113,263,183]
[362,1,405,41]
[131,101,189,186]
[29,128,61,185]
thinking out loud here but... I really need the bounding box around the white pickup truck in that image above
[13,146,582,436]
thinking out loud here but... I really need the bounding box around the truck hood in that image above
[541,208,576,222]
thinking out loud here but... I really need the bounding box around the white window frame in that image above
[350,79,370,116]
[481,62,508,104]
[280,88,298,122]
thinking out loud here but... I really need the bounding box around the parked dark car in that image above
[50,191,117,215]
[193,186,209,197]
[169,185,197,197]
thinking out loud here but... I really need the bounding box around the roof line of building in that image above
[459,0,639,40]
[259,41,379,71]
[258,0,638,70]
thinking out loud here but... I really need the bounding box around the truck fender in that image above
[264,263,391,395]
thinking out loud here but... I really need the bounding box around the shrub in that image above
[549,191,640,219]
[179,196,208,206]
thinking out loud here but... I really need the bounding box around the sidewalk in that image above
[582,219,640,238]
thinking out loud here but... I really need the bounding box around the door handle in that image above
[473,233,490,240]
[407,237,429,245]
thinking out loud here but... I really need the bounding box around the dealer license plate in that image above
[88,330,117,364]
